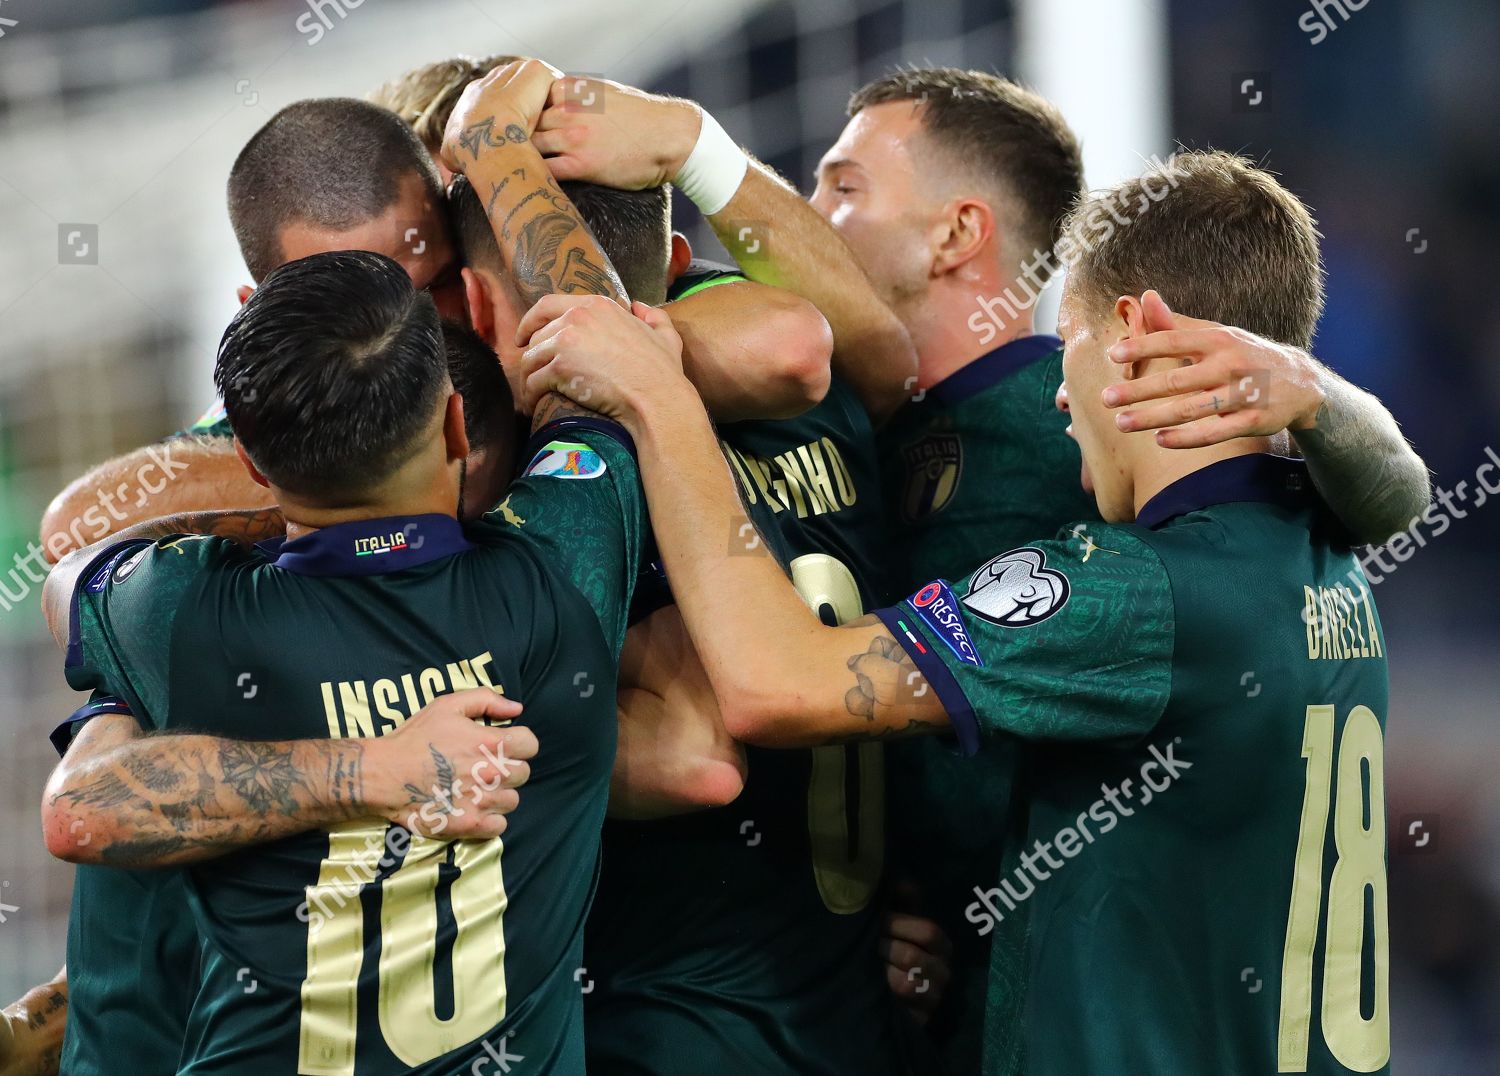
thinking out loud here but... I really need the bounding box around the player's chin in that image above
[1080,458,1094,495]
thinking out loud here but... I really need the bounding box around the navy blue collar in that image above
[1137,455,1317,530]
[927,334,1062,407]
[257,514,474,577]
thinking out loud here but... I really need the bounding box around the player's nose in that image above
[1055,381,1070,413]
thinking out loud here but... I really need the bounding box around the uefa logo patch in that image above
[524,440,606,480]
[906,580,984,666]
[962,548,1070,627]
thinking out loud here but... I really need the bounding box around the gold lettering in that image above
[720,444,759,506]
[447,660,479,692]
[1304,586,1320,660]
[799,442,840,516]
[320,682,342,738]
[823,437,857,507]
[417,667,445,705]
[338,682,375,739]
[1361,587,1383,658]
[400,673,422,715]
[372,679,406,732]
[774,450,815,517]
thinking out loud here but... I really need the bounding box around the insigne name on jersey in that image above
[963,547,1070,627]
[524,440,606,480]
[901,433,962,521]
[907,580,984,666]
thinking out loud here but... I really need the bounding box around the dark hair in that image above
[449,175,671,304]
[228,98,444,282]
[215,251,449,500]
[1062,151,1325,349]
[441,318,515,451]
[850,67,1083,275]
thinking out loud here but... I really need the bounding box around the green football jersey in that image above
[585,288,924,1071]
[877,333,1099,1070]
[64,422,643,1075]
[52,694,201,1076]
[874,455,1391,1075]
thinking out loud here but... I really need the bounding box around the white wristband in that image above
[671,109,748,217]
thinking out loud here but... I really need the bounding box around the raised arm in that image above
[535,77,913,421]
[39,437,270,563]
[1103,291,1431,544]
[664,279,831,422]
[42,507,286,649]
[611,604,747,819]
[518,298,948,747]
[41,690,533,868]
[0,967,66,1076]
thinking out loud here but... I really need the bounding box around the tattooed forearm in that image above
[3,969,69,1073]
[458,117,528,160]
[530,392,599,433]
[45,732,370,867]
[1293,376,1432,544]
[465,129,627,307]
[844,632,915,719]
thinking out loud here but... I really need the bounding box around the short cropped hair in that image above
[850,68,1083,274]
[449,176,671,305]
[368,55,522,151]
[1061,150,1325,349]
[227,98,443,281]
[215,251,448,500]
[442,318,515,452]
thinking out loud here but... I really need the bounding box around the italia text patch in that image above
[524,440,606,480]
[906,580,984,666]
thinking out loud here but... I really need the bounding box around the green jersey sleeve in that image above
[469,419,645,657]
[171,400,232,440]
[873,525,1175,753]
[64,534,241,727]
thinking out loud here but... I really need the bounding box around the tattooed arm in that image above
[0,967,66,1076]
[41,507,285,649]
[40,436,273,564]
[40,690,534,867]
[518,298,949,746]
[443,60,627,310]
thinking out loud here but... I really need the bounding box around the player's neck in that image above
[907,274,1038,390]
[1129,437,1277,519]
[275,467,462,543]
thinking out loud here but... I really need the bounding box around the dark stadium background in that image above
[0,0,1494,1070]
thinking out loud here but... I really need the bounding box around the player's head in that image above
[812,68,1082,321]
[216,251,469,515]
[441,317,518,518]
[448,174,670,391]
[368,54,522,185]
[1056,150,1325,521]
[228,98,463,319]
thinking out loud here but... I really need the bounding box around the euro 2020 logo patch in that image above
[524,440,606,480]
[900,433,961,521]
[962,548,1070,627]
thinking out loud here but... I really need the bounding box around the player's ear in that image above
[932,197,994,276]
[1114,295,1148,381]
[235,285,254,306]
[232,438,271,488]
[462,268,497,350]
[443,392,471,464]
[667,232,692,287]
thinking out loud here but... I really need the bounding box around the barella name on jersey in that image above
[1303,582,1384,661]
[319,650,505,739]
[721,438,858,520]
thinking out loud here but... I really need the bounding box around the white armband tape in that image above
[671,109,749,217]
